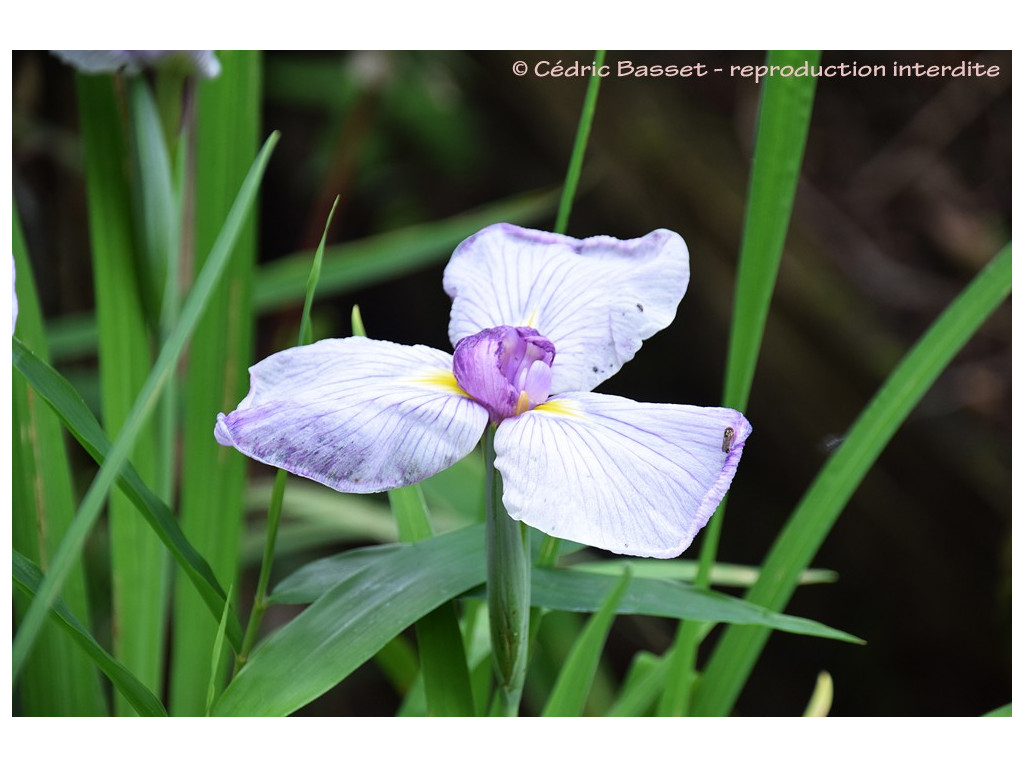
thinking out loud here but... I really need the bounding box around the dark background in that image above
[12,50,1011,715]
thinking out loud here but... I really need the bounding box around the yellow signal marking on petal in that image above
[514,390,531,416]
[525,307,539,328]
[533,399,584,419]
[408,369,471,398]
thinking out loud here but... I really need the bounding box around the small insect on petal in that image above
[722,427,735,453]
[495,393,752,558]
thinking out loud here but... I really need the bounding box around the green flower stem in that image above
[233,469,287,674]
[484,425,530,716]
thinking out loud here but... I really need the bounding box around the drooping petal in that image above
[443,224,689,394]
[215,337,489,493]
[493,392,751,558]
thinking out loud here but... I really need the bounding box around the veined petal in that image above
[215,337,489,493]
[443,224,689,394]
[493,392,751,558]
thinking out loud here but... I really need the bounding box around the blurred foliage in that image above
[12,50,1010,715]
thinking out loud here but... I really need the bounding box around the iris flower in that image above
[216,224,751,558]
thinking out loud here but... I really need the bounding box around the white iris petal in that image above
[215,337,488,493]
[443,224,689,394]
[493,392,752,558]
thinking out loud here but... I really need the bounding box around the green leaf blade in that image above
[386,484,474,716]
[724,50,822,411]
[541,569,631,717]
[415,603,476,716]
[214,525,486,716]
[983,704,1011,717]
[253,188,558,313]
[12,337,240,648]
[13,551,166,717]
[171,49,264,715]
[351,296,475,717]
[663,49,822,717]
[272,533,859,644]
[694,243,1012,716]
[12,126,279,682]
[554,50,605,234]
[44,188,560,363]
[78,72,169,712]
[531,569,860,644]
[13,206,105,716]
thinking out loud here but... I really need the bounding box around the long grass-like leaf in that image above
[802,671,833,717]
[12,129,279,680]
[206,585,235,716]
[77,73,168,712]
[12,551,166,717]
[129,75,181,511]
[415,603,476,716]
[253,188,558,312]
[983,704,1011,717]
[530,569,859,644]
[44,188,559,361]
[541,569,630,716]
[605,652,663,717]
[398,487,475,716]
[12,209,105,715]
[126,72,186,712]
[388,485,434,543]
[269,541,408,604]
[129,76,179,332]
[570,558,836,588]
[271,530,860,644]
[353,304,475,716]
[235,194,336,675]
[553,50,605,234]
[661,50,821,717]
[298,195,336,345]
[241,480,397,561]
[723,50,821,411]
[693,243,1012,716]
[171,50,263,715]
[389,480,475,716]
[12,338,241,648]
[215,525,486,716]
